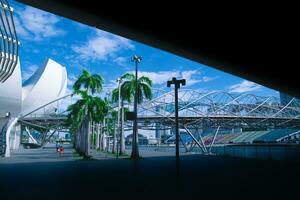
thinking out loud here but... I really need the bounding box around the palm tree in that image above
[66,70,107,156]
[112,72,152,155]
[73,69,104,95]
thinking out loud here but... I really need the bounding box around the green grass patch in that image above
[72,149,84,160]
[123,156,144,160]
[96,149,130,159]
[72,149,95,160]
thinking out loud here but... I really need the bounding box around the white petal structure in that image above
[0,60,22,117]
[21,58,67,116]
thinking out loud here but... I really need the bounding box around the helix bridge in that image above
[19,88,300,132]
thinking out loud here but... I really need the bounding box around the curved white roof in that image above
[21,58,67,116]
[0,60,22,117]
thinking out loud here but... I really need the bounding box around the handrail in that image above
[20,93,73,119]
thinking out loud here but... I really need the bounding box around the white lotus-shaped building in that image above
[22,59,67,116]
[0,58,67,117]
[0,60,22,118]
[0,58,68,157]
[0,1,68,157]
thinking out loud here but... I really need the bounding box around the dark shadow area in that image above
[16,0,300,98]
[1,154,300,199]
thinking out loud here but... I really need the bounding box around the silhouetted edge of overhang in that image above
[16,0,300,99]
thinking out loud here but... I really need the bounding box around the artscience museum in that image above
[0,2,67,156]
[0,57,68,156]
[0,1,68,157]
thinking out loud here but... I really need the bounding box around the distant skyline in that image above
[11,0,278,97]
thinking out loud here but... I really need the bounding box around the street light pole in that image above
[167,77,186,183]
[131,55,142,159]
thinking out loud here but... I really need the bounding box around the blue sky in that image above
[11,0,278,97]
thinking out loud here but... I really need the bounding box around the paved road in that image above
[1,145,300,200]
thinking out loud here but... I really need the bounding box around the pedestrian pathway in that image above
[0,143,74,164]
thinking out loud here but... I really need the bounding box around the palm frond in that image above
[140,82,153,100]
[120,73,135,81]
[111,88,119,103]
[139,76,152,87]
[72,69,104,95]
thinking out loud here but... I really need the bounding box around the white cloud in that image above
[135,71,179,85]
[103,79,119,89]
[128,70,216,86]
[181,70,202,85]
[114,57,128,67]
[58,88,79,112]
[72,30,134,61]
[22,64,38,81]
[13,16,30,38]
[202,76,218,82]
[228,80,261,93]
[14,6,65,41]
[67,74,77,87]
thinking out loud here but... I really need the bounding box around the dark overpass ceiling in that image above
[17,1,299,98]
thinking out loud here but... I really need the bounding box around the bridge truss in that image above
[18,88,300,152]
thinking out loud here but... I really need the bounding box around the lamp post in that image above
[131,55,142,159]
[167,77,186,183]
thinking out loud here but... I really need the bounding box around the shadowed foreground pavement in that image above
[1,147,300,200]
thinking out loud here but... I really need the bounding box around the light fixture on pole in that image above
[131,55,142,159]
[167,77,186,183]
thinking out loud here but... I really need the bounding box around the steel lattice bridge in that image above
[18,88,300,131]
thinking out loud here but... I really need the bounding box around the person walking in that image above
[58,145,64,157]
[56,142,59,152]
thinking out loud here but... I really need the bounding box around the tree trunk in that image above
[112,122,116,153]
[120,100,125,155]
[100,126,103,151]
[90,122,94,149]
[96,124,100,150]
[106,135,110,152]
[103,118,107,151]
[76,130,79,152]
[103,134,106,151]
[84,116,91,157]
[79,125,83,154]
